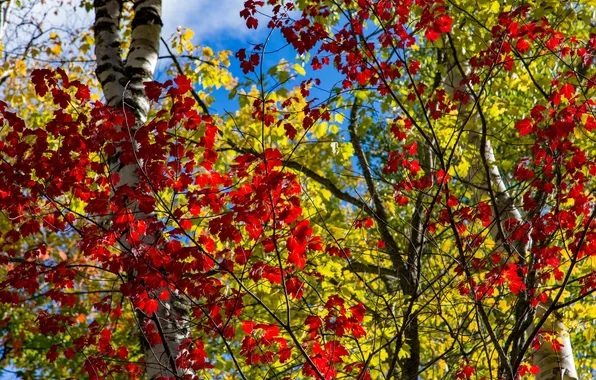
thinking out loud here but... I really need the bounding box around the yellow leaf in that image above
[490,1,500,13]
[293,63,306,76]
[15,60,26,75]
[202,46,213,58]
[398,343,411,359]
[182,28,195,41]
[441,240,453,253]
[50,44,62,56]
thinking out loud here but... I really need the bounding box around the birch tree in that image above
[94,1,194,378]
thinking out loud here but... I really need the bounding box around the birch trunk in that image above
[94,1,192,378]
[0,0,13,42]
[531,304,578,380]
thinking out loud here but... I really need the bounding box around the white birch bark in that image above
[531,304,578,380]
[0,0,13,42]
[94,1,192,378]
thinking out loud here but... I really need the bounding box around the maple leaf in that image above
[31,68,51,96]
[350,302,366,322]
[516,38,531,53]
[144,299,159,315]
[63,347,76,359]
[284,123,297,139]
[425,29,440,42]
[235,48,246,61]
[551,338,564,352]
[144,81,163,102]
[325,340,349,363]
[174,75,192,94]
[159,289,170,301]
[46,345,59,363]
[560,83,575,100]
[287,236,307,269]
[117,346,128,359]
[515,118,533,136]
[246,16,258,29]
[286,277,304,299]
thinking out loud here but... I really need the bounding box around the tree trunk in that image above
[94,1,192,378]
[531,304,578,380]
[347,98,421,380]
[0,0,13,42]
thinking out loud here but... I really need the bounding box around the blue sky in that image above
[158,1,344,115]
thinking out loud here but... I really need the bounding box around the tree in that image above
[1,0,596,379]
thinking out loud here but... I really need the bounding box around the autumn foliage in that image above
[1,0,596,379]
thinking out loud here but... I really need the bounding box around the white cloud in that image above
[7,0,270,53]
[161,0,258,43]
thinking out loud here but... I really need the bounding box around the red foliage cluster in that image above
[0,67,371,378]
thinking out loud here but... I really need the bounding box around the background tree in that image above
[1,1,596,380]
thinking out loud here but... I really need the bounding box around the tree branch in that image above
[346,97,409,285]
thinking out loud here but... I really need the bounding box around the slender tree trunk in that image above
[347,98,421,380]
[0,0,13,42]
[94,1,192,378]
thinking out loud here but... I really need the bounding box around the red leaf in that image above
[408,60,421,75]
[515,118,533,136]
[287,237,307,269]
[284,123,297,139]
[31,69,51,96]
[516,38,530,53]
[286,277,304,300]
[174,75,192,95]
[159,290,170,301]
[463,365,475,378]
[350,302,366,322]
[585,116,596,131]
[180,219,192,231]
[509,280,526,294]
[551,338,563,351]
[117,346,129,359]
[425,29,440,42]
[75,83,91,101]
[46,345,59,362]
[246,16,258,29]
[64,347,76,359]
[242,320,255,334]
[235,48,246,61]
[456,365,475,379]
[560,83,574,100]
[145,299,159,315]
[446,195,458,208]
[144,81,163,102]
[324,340,349,362]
